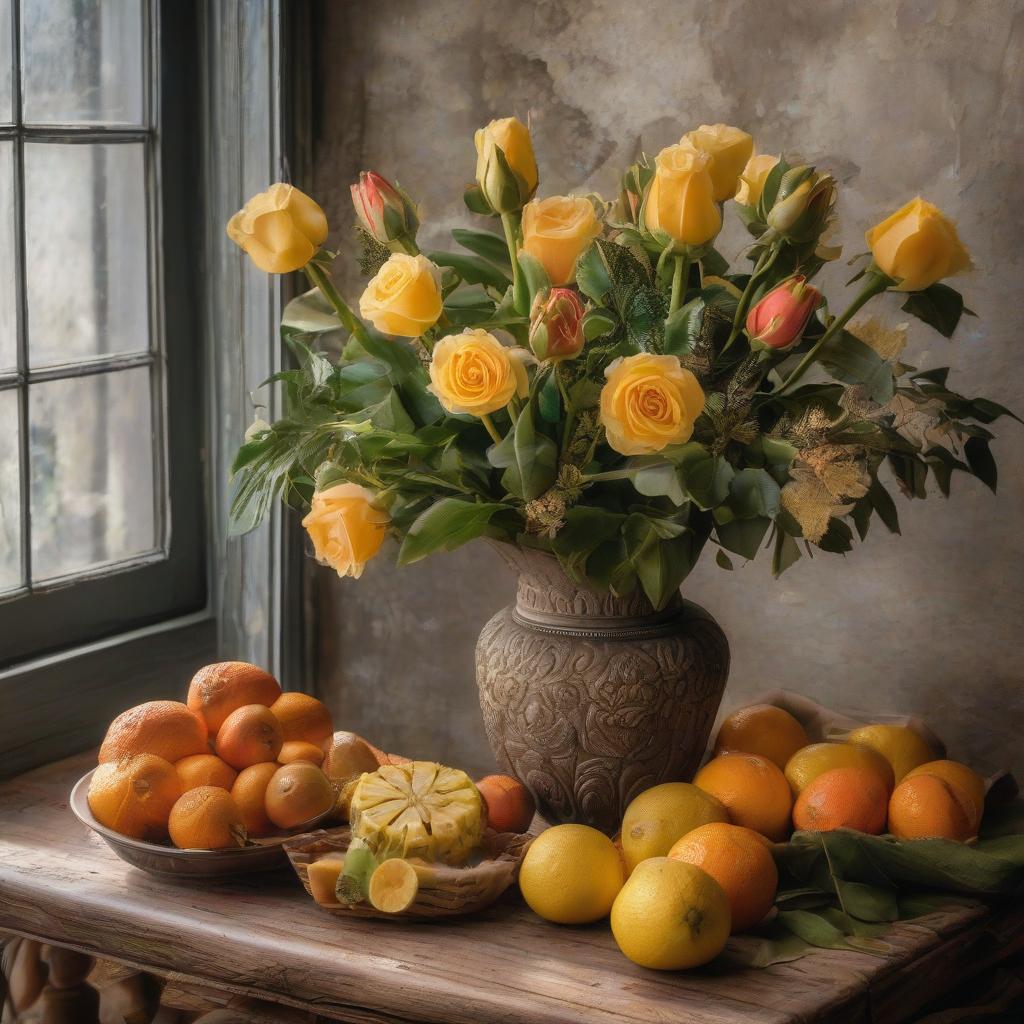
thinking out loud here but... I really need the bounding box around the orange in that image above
[792,767,888,835]
[186,661,282,736]
[264,762,335,829]
[888,774,976,841]
[215,704,284,769]
[270,692,333,746]
[713,704,810,769]
[168,787,247,850]
[87,754,181,842]
[694,752,792,841]
[278,740,325,766]
[98,701,208,765]
[904,760,985,831]
[323,731,381,783]
[668,822,778,933]
[476,774,536,833]
[175,754,238,793]
[230,762,279,838]
[784,742,895,796]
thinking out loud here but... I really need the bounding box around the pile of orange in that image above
[88,661,346,850]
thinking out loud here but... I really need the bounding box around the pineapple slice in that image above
[349,761,484,865]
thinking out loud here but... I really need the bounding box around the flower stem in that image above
[777,273,891,394]
[480,413,503,445]
[721,243,781,354]
[555,368,575,452]
[669,254,689,316]
[501,212,523,306]
[304,263,366,340]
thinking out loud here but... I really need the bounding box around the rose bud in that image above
[528,287,586,363]
[766,168,836,243]
[350,171,419,247]
[745,275,822,351]
[474,116,538,215]
[226,183,328,274]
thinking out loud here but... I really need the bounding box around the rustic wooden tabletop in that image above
[1,752,1021,1024]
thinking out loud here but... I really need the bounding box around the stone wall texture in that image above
[311,0,1024,778]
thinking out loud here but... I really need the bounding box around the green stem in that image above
[500,212,523,303]
[555,369,575,452]
[669,254,689,316]
[480,413,503,445]
[582,462,672,484]
[305,264,366,341]
[721,244,781,354]
[777,274,891,394]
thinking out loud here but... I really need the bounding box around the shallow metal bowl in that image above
[70,768,310,879]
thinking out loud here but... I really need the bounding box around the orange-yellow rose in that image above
[474,116,538,214]
[644,144,721,247]
[735,153,779,206]
[865,197,971,292]
[599,353,705,456]
[226,183,328,274]
[680,124,754,202]
[301,483,389,579]
[358,253,443,337]
[521,195,601,285]
[428,329,530,417]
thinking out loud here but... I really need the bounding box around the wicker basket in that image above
[284,826,532,920]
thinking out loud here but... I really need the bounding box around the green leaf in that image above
[901,282,967,338]
[537,370,561,423]
[716,516,771,559]
[775,910,891,956]
[623,514,704,610]
[355,325,423,381]
[965,436,997,492]
[428,249,511,291]
[575,243,613,305]
[552,506,626,575]
[583,310,616,342]
[450,227,512,270]
[348,391,415,434]
[728,468,781,519]
[663,297,704,357]
[397,499,506,564]
[500,402,558,501]
[281,287,344,337]
[818,330,895,403]
[772,528,802,576]
[677,444,735,510]
[463,184,492,216]
[514,251,551,315]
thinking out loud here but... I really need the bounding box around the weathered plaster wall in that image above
[311,0,1024,778]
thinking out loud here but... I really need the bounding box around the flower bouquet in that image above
[227,116,1013,610]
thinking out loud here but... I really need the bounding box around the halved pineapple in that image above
[349,761,483,865]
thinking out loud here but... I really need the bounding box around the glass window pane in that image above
[25,142,149,367]
[0,0,12,125]
[0,141,14,372]
[0,388,21,591]
[21,0,144,127]
[30,366,155,580]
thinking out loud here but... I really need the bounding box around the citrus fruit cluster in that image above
[517,701,987,972]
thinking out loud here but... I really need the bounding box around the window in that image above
[0,0,204,668]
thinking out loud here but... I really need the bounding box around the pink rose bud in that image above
[745,274,822,351]
[528,287,586,362]
[350,171,419,245]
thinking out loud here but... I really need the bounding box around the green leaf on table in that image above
[775,910,892,956]
[901,282,970,338]
[428,250,511,291]
[397,499,506,564]
[451,227,512,270]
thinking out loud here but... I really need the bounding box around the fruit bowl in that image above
[285,826,533,919]
[71,769,321,879]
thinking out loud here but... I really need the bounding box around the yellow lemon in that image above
[905,760,985,831]
[620,783,729,873]
[846,724,937,783]
[611,858,731,970]
[519,824,625,924]
[784,742,895,796]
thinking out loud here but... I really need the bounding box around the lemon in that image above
[519,824,624,924]
[784,742,895,795]
[846,724,937,783]
[620,782,728,873]
[611,858,731,969]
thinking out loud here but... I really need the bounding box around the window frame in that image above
[0,0,206,667]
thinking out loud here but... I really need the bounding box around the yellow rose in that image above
[644,144,721,247]
[358,253,443,337]
[301,483,389,579]
[428,329,530,417]
[865,197,971,292]
[680,124,754,202]
[599,353,705,456]
[474,116,538,213]
[226,183,328,274]
[521,195,601,285]
[735,153,779,206]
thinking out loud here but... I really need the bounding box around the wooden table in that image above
[1,753,1022,1024]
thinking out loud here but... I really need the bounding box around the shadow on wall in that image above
[310,0,1024,780]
